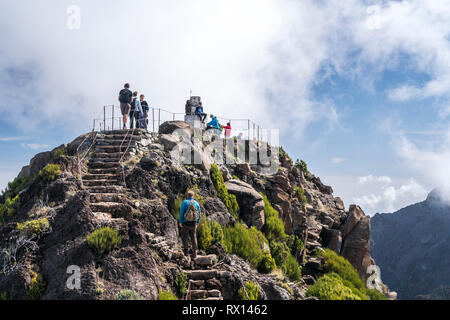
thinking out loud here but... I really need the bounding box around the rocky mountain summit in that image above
[371,189,450,300]
[0,122,393,300]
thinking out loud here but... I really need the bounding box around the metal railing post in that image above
[158,108,161,129]
[152,108,155,132]
[112,105,114,131]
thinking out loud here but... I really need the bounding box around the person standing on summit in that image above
[119,83,133,130]
[179,190,201,260]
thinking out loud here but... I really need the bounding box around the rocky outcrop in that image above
[340,205,373,279]
[225,180,265,230]
[0,123,387,300]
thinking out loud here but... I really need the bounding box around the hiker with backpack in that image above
[118,83,133,130]
[130,91,142,129]
[179,190,201,259]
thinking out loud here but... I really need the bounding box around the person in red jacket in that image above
[223,122,232,138]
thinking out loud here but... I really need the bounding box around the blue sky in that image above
[1,0,450,215]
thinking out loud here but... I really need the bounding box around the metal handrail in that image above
[76,129,98,188]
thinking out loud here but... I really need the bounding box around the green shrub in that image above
[284,254,302,281]
[232,175,240,180]
[278,147,289,160]
[39,164,61,182]
[318,249,387,300]
[27,269,46,300]
[197,215,213,251]
[0,292,9,300]
[115,289,142,300]
[306,273,363,300]
[257,250,276,274]
[53,147,68,158]
[87,226,123,256]
[158,290,178,300]
[0,195,20,225]
[261,194,285,241]
[270,241,302,281]
[210,164,239,218]
[286,235,303,257]
[171,197,183,222]
[209,220,224,245]
[238,280,259,300]
[175,271,188,298]
[294,186,307,206]
[1,175,32,201]
[17,218,50,238]
[295,159,308,174]
[223,222,269,269]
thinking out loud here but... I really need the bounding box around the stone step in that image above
[90,202,123,213]
[194,255,218,267]
[97,134,141,141]
[83,174,119,181]
[198,297,223,301]
[92,152,123,159]
[96,139,137,146]
[90,193,124,203]
[185,270,217,281]
[308,232,320,242]
[88,162,120,169]
[88,167,119,175]
[89,158,121,163]
[95,145,128,152]
[83,179,120,187]
[92,212,112,221]
[101,129,148,135]
[190,290,221,300]
[86,185,123,194]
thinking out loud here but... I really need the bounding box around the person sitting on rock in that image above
[206,114,221,134]
[179,190,201,259]
[195,102,207,123]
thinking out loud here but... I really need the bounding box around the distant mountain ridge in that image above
[371,189,450,299]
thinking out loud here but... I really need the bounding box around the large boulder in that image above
[225,180,265,230]
[159,121,193,137]
[340,205,374,279]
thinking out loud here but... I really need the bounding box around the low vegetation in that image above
[115,289,142,300]
[0,195,20,226]
[307,249,387,300]
[295,159,309,174]
[210,164,239,218]
[158,289,178,300]
[238,280,259,300]
[27,268,46,300]
[261,194,285,241]
[39,164,61,182]
[294,185,307,206]
[174,271,188,298]
[17,218,50,238]
[87,227,123,256]
[306,273,362,300]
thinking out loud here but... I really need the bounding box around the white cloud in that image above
[21,143,50,151]
[353,178,427,213]
[0,137,24,142]
[358,175,392,185]
[331,158,345,164]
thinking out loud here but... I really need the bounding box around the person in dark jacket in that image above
[129,91,142,129]
[195,102,207,123]
[179,190,201,259]
[118,83,132,130]
[140,94,149,129]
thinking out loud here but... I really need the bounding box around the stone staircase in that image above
[185,268,225,300]
[82,130,140,222]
